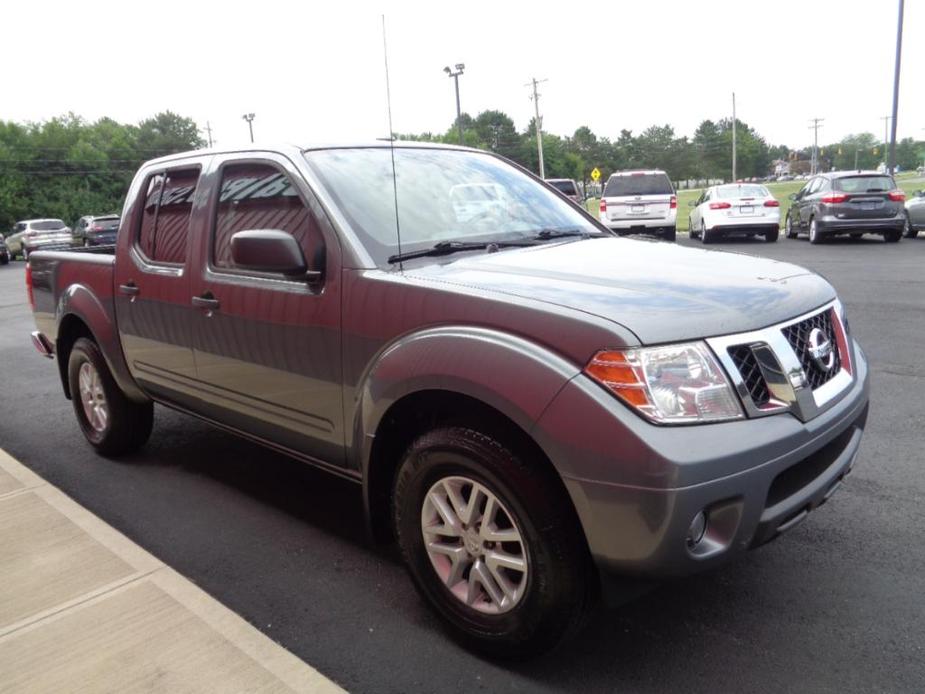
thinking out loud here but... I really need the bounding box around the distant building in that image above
[771,159,791,176]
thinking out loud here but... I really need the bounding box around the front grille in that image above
[728,345,770,406]
[781,310,841,389]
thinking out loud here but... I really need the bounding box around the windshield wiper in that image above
[387,239,536,264]
[531,227,605,240]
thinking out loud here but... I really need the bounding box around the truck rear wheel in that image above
[393,426,592,658]
[67,337,153,456]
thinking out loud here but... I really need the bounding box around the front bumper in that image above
[533,339,870,578]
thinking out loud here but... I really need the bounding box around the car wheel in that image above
[0,254,7,266]
[903,218,917,238]
[662,227,676,242]
[808,218,822,244]
[884,228,902,243]
[393,426,592,658]
[67,337,154,456]
[700,221,712,244]
[850,233,863,239]
[785,214,798,239]
[689,218,699,239]
[765,227,779,242]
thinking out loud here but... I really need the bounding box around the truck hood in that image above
[406,237,835,344]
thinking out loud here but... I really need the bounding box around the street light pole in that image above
[443,64,465,145]
[888,0,904,175]
[242,113,255,143]
[527,77,548,179]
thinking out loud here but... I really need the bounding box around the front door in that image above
[190,155,344,466]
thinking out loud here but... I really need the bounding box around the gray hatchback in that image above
[785,171,906,243]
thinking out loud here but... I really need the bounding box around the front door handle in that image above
[118,283,139,296]
[192,294,220,310]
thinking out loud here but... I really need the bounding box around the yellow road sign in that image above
[590,167,601,182]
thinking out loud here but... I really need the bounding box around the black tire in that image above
[662,227,676,242]
[67,337,153,456]
[884,228,902,243]
[700,221,715,244]
[785,214,798,239]
[393,426,592,658]
[0,255,8,266]
[850,233,863,239]
[808,217,823,244]
[765,228,779,242]
[903,218,917,238]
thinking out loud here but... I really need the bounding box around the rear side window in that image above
[212,163,322,271]
[135,168,200,264]
[604,173,673,197]
[32,220,67,231]
[835,176,894,193]
[548,180,578,196]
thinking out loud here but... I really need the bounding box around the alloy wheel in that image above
[78,361,109,433]
[420,475,528,615]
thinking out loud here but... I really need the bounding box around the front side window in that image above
[212,163,323,271]
[304,147,600,267]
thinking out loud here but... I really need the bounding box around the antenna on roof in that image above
[382,15,403,271]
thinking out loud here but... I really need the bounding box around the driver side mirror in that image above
[230,229,322,281]
[789,192,798,201]
[688,200,696,207]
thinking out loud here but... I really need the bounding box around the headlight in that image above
[584,342,744,425]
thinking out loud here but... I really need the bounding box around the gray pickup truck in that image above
[28,143,869,657]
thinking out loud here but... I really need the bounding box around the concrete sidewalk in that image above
[0,448,343,693]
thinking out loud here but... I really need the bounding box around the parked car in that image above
[598,170,677,241]
[784,171,906,243]
[6,219,72,259]
[0,236,9,265]
[72,214,120,247]
[28,143,869,657]
[545,178,582,203]
[688,183,780,243]
[903,190,925,238]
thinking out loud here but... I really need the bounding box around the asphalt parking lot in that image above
[1,233,924,693]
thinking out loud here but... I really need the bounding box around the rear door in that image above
[603,173,674,221]
[114,164,204,399]
[830,174,897,219]
[189,154,344,466]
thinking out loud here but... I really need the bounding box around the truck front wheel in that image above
[393,426,592,658]
[67,337,153,456]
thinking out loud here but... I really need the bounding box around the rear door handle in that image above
[118,283,139,296]
[192,294,220,310]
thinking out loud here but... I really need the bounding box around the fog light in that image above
[687,511,707,548]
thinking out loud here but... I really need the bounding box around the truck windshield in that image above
[303,147,600,267]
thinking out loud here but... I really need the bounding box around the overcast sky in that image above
[6,0,923,152]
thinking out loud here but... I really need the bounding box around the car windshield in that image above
[548,180,578,196]
[716,184,769,199]
[603,173,673,197]
[303,147,600,266]
[32,220,67,231]
[835,175,894,193]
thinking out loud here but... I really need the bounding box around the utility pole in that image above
[204,121,214,148]
[443,64,466,145]
[731,92,737,182]
[808,118,824,174]
[881,115,891,163]
[526,77,548,178]
[854,147,859,170]
[888,0,904,174]
[242,113,255,143]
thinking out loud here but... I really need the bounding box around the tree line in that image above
[400,110,925,187]
[0,112,204,231]
[2,109,923,231]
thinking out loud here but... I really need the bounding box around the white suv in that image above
[599,170,677,241]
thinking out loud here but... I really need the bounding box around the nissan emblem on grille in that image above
[807,328,835,373]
